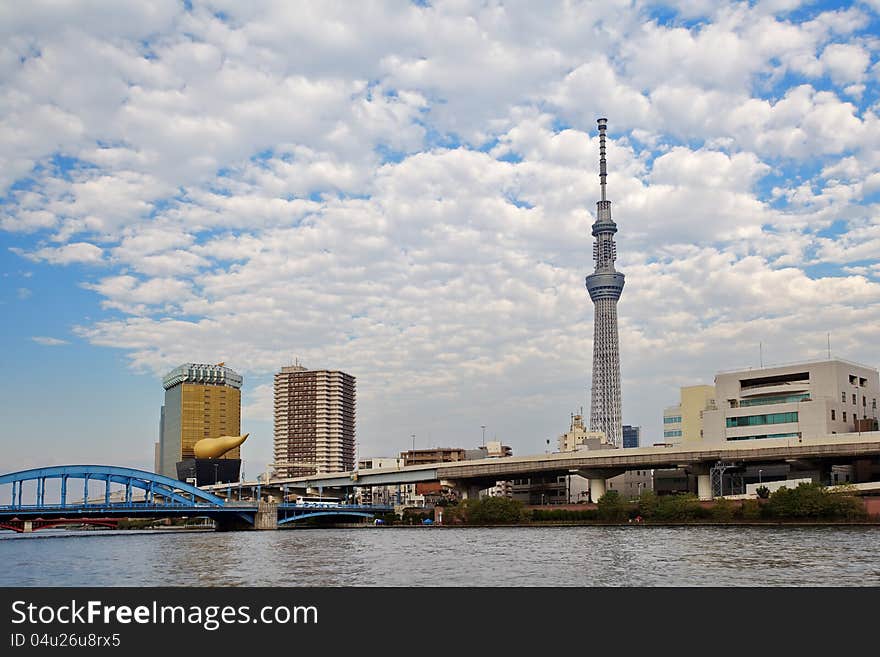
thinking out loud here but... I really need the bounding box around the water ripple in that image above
[2,526,879,586]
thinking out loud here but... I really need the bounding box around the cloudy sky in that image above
[3,0,880,477]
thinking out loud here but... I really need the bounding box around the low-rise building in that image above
[356,457,417,506]
[606,469,653,501]
[662,384,716,445]
[400,448,467,466]
[558,414,609,452]
[511,474,589,505]
[702,359,880,443]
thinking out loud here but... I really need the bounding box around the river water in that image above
[2,525,879,586]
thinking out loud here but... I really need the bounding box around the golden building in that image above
[157,363,243,478]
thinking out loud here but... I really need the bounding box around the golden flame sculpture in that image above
[193,433,249,459]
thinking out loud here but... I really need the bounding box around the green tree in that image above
[637,490,659,519]
[765,482,866,520]
[444,497,526,525]
[597,490,627,522]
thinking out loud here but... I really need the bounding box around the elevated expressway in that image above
[208,431,880,502]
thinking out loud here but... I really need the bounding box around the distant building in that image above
[622,425,640,448]
[465,441,513,461]
[653,468,692,496]
[389,442,513,504]
[663,384,716,444]
[606,469,653,501]
[662,405,682,443]
[157,363,242,479]
[558,414,610,452]
[273,365,356,478]
[356,457,411,506]
[358,457,402,470]
[485,480,513,498]
[511,474,587,505]
[702,359,879,443]
[400,447,466,466]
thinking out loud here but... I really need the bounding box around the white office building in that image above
[702,359,879,444]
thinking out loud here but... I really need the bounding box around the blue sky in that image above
[3,0,880,476]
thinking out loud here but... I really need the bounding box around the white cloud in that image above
[820,42,871,85]
[31,336,68,346]
[14,242,104,265]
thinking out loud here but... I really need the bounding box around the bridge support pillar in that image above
[254,501,278,530]
[578,469,624,503]
[461,484,482,500]
[697,474,712,501]
[688,464,712,500]
[589,478,606,503]
[22,520,33,533]
[442,480,482,501]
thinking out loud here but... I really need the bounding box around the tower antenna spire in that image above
[598,117,608,202]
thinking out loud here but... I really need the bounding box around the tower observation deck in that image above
[585,118,625,447]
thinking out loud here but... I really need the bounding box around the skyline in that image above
[3,1,880,478]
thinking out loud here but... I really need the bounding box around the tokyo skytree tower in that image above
[585,118,625,448]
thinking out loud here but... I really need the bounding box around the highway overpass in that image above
[205,431,880,501]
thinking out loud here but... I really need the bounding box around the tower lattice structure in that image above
[585,118,625,448]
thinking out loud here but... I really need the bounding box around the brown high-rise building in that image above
[157,363,242,478]
[273,365,356,478]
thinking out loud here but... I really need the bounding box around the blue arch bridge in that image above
[0,465,392,532]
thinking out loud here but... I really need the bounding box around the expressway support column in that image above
[23,520,33,533]
[697,475,712,501]
[579,469,625,503]
[590,478,606,503]
[462,484,481,500]
[441,480,481,501]
[691,465,712,501]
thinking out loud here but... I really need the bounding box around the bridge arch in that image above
[277,511,378,525]
[0,465,226,508]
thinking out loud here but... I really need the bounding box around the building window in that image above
[726,432,800,442]
[863,396,867,407]
[663,430,682,438]
[663,416,682,424]
[843,412,847,421]
[726,412,799,428]
[842,392,847,403]
[739,393,810,407]
[831,410,836,421]
[853,393,857,405]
